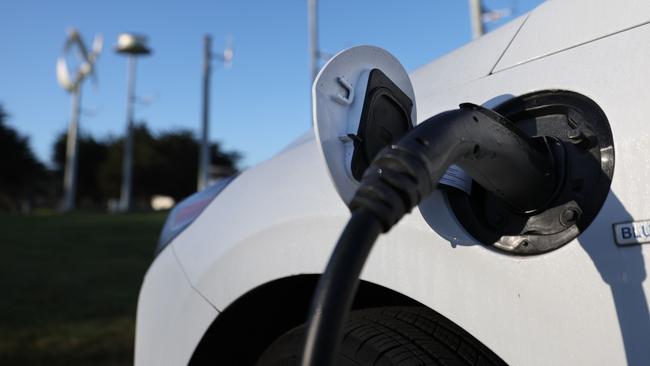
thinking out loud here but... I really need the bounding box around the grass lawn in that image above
[0,211,167,365]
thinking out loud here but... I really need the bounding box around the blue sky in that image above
[0,0,542,168]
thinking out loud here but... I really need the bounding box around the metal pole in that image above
[119,55,137,212]
[62,85,81,212]
[198,35,212,191]
[469,0,484,39]
[308,0,319,81]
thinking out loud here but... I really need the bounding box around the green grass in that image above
[0,211,167,365]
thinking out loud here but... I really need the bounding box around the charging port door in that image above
[313,46,470,204]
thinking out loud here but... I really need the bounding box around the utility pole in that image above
[308,0,319,81]
[198,35,212,191]
[469,0,485,39]
[197,34,233,191]
[115,33,151,212]
[469,0,515,39]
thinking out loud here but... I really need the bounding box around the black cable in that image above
[301,208,382,366]
[301,104,558,366]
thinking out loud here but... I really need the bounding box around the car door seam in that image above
[489,12,531,75]
[492,18,650,75]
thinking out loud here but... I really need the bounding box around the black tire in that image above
[256,306,507,366]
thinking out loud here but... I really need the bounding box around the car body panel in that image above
[493,0,650,72]
[134,247,218,366]
[409,20,650,365]
[138,4,650,366]
[409,14,526,100]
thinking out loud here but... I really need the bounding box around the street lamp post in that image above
[115,33,151,212]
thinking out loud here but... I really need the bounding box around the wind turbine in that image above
[56,28,102,211]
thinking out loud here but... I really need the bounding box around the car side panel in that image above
[173,22,650,366]
[134,247,218,366]
[493,0,650,72]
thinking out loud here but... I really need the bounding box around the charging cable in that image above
[301,103,559,366]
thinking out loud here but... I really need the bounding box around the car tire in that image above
[256,306,507,366]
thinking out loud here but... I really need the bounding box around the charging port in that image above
[447,90,615,255]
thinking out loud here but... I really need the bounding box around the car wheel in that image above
[256,306,507,366]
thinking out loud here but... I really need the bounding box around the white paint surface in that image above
[134,248,217,366]
[494,0,650,72]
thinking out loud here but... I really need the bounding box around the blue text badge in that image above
[614,220,650,246]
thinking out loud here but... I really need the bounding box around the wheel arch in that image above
[188,274,424,365]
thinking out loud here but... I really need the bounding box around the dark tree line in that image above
[0,103,241,211]
[52,122,241,208]
[0,105,48,211]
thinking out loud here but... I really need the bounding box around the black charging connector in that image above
[301,103,560,366]
[350,103,558,230]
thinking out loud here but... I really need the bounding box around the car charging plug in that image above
[301,103,560,366]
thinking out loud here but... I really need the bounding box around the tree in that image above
[52,131,109,207]
[55,121,242,208]
[147,129,199,200]
[0,105,46,211]
[149,130,240,200]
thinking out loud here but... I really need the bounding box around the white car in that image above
[135,1,650,365]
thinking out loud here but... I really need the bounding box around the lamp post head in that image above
[115,33,151,55]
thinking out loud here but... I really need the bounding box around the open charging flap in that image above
[313,46,470,205]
